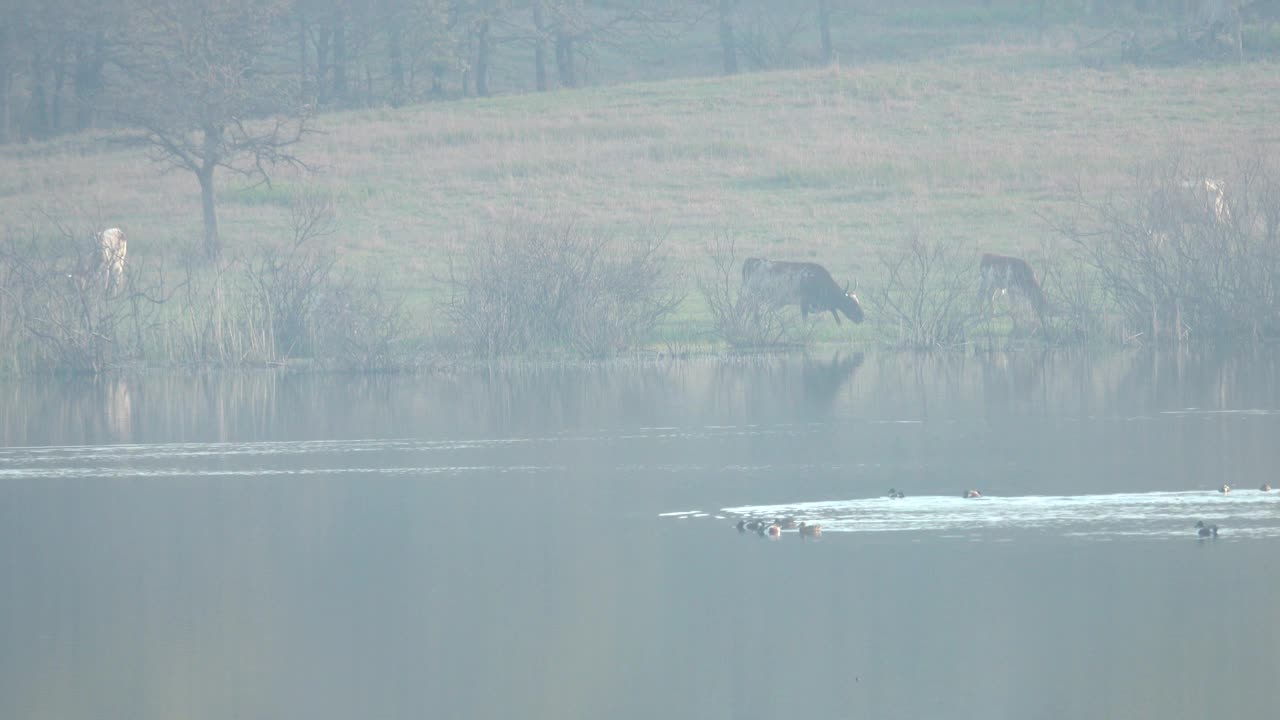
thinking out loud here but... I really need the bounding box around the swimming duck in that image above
[744,519,765,532]
[736,520,747,533]
[766,523,782,538]
[774,517,799,530]
[964,489,982,499]
[1195,521,1219,538]
[1219,484,1231,494]
[1261,484,1272,492]
[798,522,822,538]
[888,488,906,499]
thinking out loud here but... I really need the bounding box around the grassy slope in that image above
[2,30,1279,342]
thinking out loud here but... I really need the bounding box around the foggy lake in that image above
[3,349,1279,719]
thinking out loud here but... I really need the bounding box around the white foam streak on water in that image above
[713,490,1280,540]
[0,438,534,465]
[1160,408,1278,416]
[0,423,835,466]
[7,409,1274,468]
[0,465,562,479]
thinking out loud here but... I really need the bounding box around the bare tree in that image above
[817,0,832,65]
[532,1,683,90]
[532,0,550,90]
[718,0,738,74]
[119,0,313,260]
[0,18,15,143]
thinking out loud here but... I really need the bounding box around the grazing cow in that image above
[741,257,864,324]
[96,227,127,292]
[978,253,1048,319]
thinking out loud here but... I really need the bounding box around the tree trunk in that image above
[298,14,309,102]
[51,48,66,135]
[818,0,833,65]
[719,0,738,75]
[26,61,49,139]
[198,127,222,260]
[333,10,347,105]
[73,31,105,131]
[0,23,12,144]
[475,17,491,97]
[199,164,220,260]
[316,23,331,107]
[430,63,445,98]
[385,3,405,105]
[532,1,548,91]
[555,31,575,88]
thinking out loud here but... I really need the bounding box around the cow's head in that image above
[842,280,865,323]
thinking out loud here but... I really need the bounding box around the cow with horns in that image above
[741,257,865,325]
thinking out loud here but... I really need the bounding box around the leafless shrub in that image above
[446,218,683,359]
[0,253,20,371]
[239,190,339,363]
[738,4,807,70]
[872,233,975,350]
[0,224,169,373]
[317,274,429,372]
[696,232,804,349]
[1050,155,1280,344]
[1030,243,1110,346]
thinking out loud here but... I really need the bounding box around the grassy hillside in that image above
[3,41,1279,343]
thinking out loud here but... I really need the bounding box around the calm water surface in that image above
[2,350,1279,719]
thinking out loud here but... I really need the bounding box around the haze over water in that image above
[2,349,1279,719]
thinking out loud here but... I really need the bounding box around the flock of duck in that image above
[733,483,1273,540]
[1194,482,1274,538]
[735,516,823,539]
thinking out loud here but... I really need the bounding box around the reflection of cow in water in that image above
[802,351,864,416]
[741,258,865,324]
[978,253,1048,320]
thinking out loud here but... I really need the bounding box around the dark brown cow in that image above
[741,257,864,324]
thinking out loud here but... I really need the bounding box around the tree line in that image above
[2,0,1230,145]
[0,0,1253,260]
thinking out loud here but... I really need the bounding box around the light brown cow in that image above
[979,252,1049,320]
[97,227,126,292]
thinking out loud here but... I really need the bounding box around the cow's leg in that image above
[978,270,993,311]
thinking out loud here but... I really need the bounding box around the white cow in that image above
[1178,178,1232,225]
[97,227,127,292]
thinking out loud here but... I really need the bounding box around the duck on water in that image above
[1195,521,1220,538]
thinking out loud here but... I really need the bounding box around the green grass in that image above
[3,29,1280,351]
